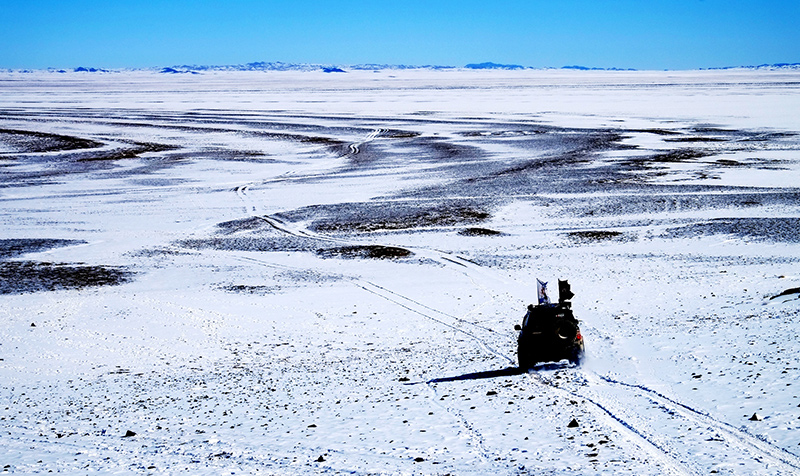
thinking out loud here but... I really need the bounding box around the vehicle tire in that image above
[518,344,536,370]
[568,347,584,365]
[553,319,578,341]
[518,348,532,370]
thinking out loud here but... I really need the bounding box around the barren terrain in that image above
[1,69,799,474]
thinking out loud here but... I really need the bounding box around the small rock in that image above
[398,377,410,382]
[123,430,137,437]
[568,419,579,428]
[316,455,325,463]
[749,413,763,421]
[414,457,425,463]
[486,390,497,396]
[30,323,36,327]
[307,424,317,428]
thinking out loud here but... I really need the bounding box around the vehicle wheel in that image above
[518,346,534,370]
[568,348,584,366]
[553,319,578,341]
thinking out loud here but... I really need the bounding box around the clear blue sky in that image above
[1,0,798,70]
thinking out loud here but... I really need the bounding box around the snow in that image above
[1,69,799,474]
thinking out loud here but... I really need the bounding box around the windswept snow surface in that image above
[1,69,800,475]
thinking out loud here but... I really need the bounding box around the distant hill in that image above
[5,61,799,74]
[705,63,800,70]
[74,66,109,73]
[561,65,637,71]
[465,62,526,70]
[158,62,456,73]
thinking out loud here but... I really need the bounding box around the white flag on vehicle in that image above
[537,279,550,304]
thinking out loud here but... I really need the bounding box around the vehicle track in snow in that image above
[597,373,800,471]
[530,369,702,475]
[358,270,699,475]
[347,128,384,156]
[355,271,703,475]
[232,169,522,468]
[527,368,800,475]
[236,157,683,471]
[251,210,515,346]
[228,119,800,475]
[244,203,800,475]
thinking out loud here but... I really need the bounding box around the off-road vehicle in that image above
[515,280,584,368]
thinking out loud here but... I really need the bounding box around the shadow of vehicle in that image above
[426,366,524,384]
[409,361,578,386]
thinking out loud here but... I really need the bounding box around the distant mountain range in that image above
[7,61,800,74]
[158,61,460,73]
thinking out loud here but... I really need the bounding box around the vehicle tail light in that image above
[576,331,582,341]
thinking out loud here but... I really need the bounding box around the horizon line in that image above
[3,60,800,74]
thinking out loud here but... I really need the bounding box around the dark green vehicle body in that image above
[516,302,584,368]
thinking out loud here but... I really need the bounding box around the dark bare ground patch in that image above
[309,204,491,234]
[316,245,413,260]
[219,284,282,295]
[715,159,746,167]
[664,137,729,143]
[127,247,196,258]
[460,129,548,137]
[459,227,503,236]
[178,237,320,253]
[663,218,800,243]
[620,149,713,171]
[770,287,800,300]
[555,191,800,219]
[630,129,682,136]
[0,261,133,294]
[740,131,797,142]
[714,157,789,170]
[566,230,626,242]
[380,129,421,139]
[75,142,177,162]
[0,238,84,259]
[216,216,270,234]
[691,126,738,134]
[0,128,103,153]
[650,149,712,162]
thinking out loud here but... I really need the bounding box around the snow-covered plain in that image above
[1,69,800,475]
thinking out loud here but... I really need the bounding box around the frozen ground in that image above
[1,69,799,475]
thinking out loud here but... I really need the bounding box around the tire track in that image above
[230,142,798,474]
[231,177,519,470]
[225,206,800,475]
[236,186,512,346]
[421,377,497,467]
[597,374,800,472]
[234,184,257,214]
[358,281,511,361]
[528,370,704,476]
[346,128,383,157]
[527,368,800,475]
[235,191,718,475]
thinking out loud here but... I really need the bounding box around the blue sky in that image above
[1,0,798,70]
